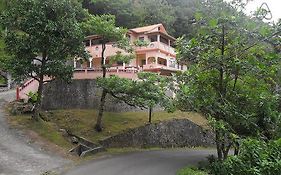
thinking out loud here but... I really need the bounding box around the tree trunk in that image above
[95,42,107,132]
[234,141,240,156]
[95,89,107,132]
[223,143,232,160]
[148,107,152,123]
[32,76,43,121]
[215,132,223,161]
[32,52,46,121]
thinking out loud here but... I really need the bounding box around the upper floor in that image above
[83,24,176,60]
[74,24,187,79]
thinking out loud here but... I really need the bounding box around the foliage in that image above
[81,14,133,131]
[0,75,6,85]
[209,139,281,175]
[85,0,177,35]
[84,0,206,37]
[27,91,38,105]
[0,0,88,113]
[96,72,175,122]
[175,0,281,160]
[133,39,150,47]
[109,51,134,66]
[177,167,208,175]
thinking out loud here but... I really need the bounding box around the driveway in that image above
[0,90,69,175]
[64,149,215,175]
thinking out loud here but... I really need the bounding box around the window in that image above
[138,36,144,41]
[84,40,90,47]
[141,60,146,66]
[117,61,123,66]
[160,36,169,45]
[91,39,102,45]
[148,35,157,42]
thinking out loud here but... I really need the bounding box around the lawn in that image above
[8,109,208,150]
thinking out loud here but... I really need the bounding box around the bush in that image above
[209,138,281,175]
[177,167,208,175]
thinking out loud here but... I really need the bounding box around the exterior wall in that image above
[86,44,127,61]
[73,69,139,80]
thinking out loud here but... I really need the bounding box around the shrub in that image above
[209,138,281,175]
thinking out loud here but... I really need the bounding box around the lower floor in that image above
[73,53,187,78]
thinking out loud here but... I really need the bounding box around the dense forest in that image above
[82,0,207,38]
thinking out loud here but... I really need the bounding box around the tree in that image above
[0,0,88,119]
[97,72,175,123]
[175,0,281,160]
[82,14,133,131]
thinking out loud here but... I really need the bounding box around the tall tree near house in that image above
[81,15,131,131]
[0,0,88,120]
[96,72,175,123]
[175,0,281,160]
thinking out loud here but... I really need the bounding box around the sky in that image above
[225,0,281,23]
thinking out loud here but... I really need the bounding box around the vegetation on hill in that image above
[1,0,281,174]
[8,109,207,149]
[83,0,202,38]
[1,0,89,119]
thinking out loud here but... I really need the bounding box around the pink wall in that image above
[73,69,138,80]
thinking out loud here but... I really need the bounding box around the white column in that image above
[73,58,77,68]
[166,58,169,67]
[145,55,148,65]
[157,35,160,42]
[155,57,158,65]
[123,62,126,69]
[89,59,93,68]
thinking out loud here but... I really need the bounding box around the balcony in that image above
[135,42,176,55]
[142,63,182,72]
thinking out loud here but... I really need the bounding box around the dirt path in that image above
[0,90,70,175]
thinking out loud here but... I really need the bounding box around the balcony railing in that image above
[135,42,176,55]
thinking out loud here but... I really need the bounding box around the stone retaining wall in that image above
[42,79,146,112]
[100,119,215,148]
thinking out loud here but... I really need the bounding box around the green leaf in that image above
[209,18,218,27]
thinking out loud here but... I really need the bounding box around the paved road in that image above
[0,90,69,175]
[64,149,215,175]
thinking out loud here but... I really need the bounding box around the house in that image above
[73,24,187,79]
[17,24,186,100]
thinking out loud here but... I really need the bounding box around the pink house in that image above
[73,24,187,80]
[18,24,186,100]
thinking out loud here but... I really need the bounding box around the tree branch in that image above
[29,74,40,82]
[33,57,43,63]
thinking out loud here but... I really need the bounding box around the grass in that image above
[177,167,209,175]
[0,76,7,85]
[8,109,208,150]
[8,115,73,150]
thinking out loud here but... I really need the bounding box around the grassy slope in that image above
[8,110,208,150]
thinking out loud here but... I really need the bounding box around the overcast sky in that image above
[225,0,281,22]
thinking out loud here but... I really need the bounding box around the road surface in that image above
[64,149,215,175]
[0,90,69,175]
